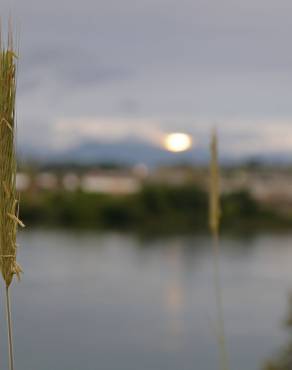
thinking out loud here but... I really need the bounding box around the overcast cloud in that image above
[3,0,292,159]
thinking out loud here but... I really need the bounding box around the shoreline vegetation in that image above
[19,183,292,234]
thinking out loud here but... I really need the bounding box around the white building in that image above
[81,172,141,194]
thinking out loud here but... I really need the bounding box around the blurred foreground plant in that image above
[0,24,24,370]
[209,129,230,370]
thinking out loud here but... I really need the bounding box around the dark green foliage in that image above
[19,185,288,233]
[223,191,258,218]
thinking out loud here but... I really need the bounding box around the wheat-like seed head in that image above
[0,26,24,287]
[209,129,221,235]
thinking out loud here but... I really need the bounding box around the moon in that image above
[164,133,192,152]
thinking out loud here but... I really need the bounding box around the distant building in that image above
[81,171,141,194]
[36,172,58,190]
[16,172,31,191]
[221,168,292,213]
[62,173,80,191]
[148,166,205,186]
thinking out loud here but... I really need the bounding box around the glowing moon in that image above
[164,133,192,152]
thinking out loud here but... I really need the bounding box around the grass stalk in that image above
[209,129,230,370]
[0,23,24,370]
[5,286,14,370]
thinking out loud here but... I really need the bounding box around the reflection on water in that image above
[2,230,292,370]
[162,243,185,352]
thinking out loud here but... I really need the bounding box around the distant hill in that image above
[18,137,292,166]
[19,138,209,166]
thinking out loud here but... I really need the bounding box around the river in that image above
[3,229,292,370]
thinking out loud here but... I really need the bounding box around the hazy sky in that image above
[3,0,292,158]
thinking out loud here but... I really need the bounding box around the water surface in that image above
[2,230,292,370]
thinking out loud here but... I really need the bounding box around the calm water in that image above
[1,230,292,370]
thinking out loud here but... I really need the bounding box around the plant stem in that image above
[212,230,229,370]
[5,285,14,370]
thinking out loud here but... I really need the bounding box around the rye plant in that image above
[0,24,24,370]
[209,129,230,370]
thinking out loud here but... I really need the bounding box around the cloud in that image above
[3,0,292,161]
[53,117,166,150]
[49,116,292,159]
[217,120,292,158]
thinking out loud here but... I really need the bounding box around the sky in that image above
[3,0,292,160]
